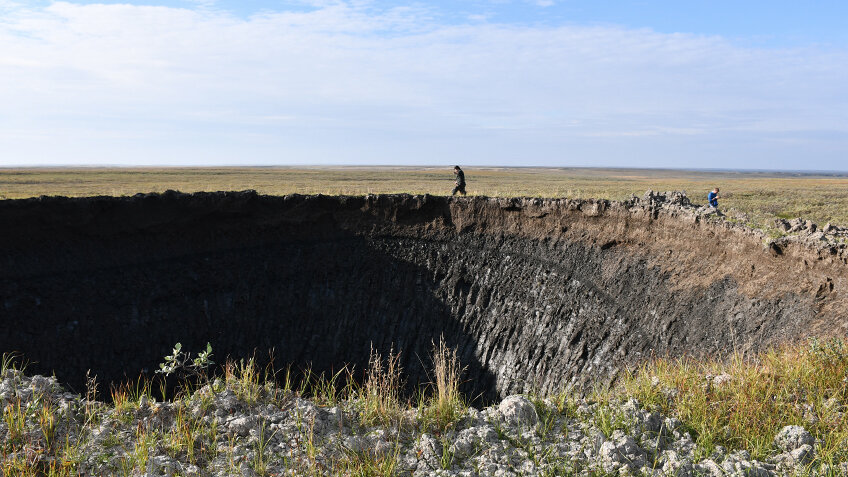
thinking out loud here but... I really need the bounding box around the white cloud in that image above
[0,1,846,168]
[182,0,218,7]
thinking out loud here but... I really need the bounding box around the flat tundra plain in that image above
[3,166,848,231]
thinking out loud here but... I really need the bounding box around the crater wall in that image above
[1,192,846,400]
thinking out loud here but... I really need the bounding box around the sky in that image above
[1,1,847,170]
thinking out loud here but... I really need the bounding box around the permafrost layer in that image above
[1,191,846,400]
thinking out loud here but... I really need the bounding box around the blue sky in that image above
[1,1,847,170]
[24,0,848,43]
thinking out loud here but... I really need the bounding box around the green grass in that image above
[357,346,404,428]
[4,166,848,229]
[334,446,400,477]
[622,338,848,464]
[419,335,467,433]
[591,401,631,439]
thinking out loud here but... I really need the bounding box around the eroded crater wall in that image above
[1,192,845,399]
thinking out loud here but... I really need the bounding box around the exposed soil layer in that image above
[1,192,846,400]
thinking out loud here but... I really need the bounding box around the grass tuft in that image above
[1,352,27,376]
[420,335,467,433]
[623,337,848,463]
[224,356,263,404]
[358,345,404,428]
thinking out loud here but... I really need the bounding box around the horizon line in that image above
[2,164,848,176]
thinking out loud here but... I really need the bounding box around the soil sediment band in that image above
[1,191,846,401]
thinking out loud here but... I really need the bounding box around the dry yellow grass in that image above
[624,338,848,464]
[3,166,848,228]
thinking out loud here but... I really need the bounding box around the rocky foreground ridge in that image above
[2,369,845,477]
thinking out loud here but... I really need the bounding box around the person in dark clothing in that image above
[452,166,466,196]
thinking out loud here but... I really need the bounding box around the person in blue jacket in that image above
[708,187,720,209]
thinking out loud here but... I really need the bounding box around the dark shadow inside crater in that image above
[2,233,498,403]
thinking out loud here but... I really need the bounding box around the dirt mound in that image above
[1,191,846,399]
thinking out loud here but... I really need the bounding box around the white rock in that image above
[373,438,394,458]
[497,395,538,428]
[789,444,815,466]
[774,425,814,452]
[693,459,724,477]
[451,425,498,460]
[414,433,441,466]
[214,389,241,414]
[659,449,694,476]
[342,435,369,454]
[148,455,178,473]
[599,430,647,472]
[30,375,54,395]
[712,373,732,386]
[227,415,259,437]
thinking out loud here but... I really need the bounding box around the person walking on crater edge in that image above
[452,165,467,196]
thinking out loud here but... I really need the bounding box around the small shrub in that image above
[157,342,214,387]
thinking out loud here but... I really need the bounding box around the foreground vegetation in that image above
[623,338,848,467]
[3,167,848,231]
[2,338,846,475]
[1,339,471,476]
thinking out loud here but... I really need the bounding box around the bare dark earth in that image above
[1,191,846,402]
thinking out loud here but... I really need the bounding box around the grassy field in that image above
[3,166,848,229]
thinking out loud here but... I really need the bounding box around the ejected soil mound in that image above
[1,191,846,400]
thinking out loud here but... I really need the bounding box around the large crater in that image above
[2,192,846,401]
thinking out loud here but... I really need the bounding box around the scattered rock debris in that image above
[2,371,843,476]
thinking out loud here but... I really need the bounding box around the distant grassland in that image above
[3,166,848,229]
